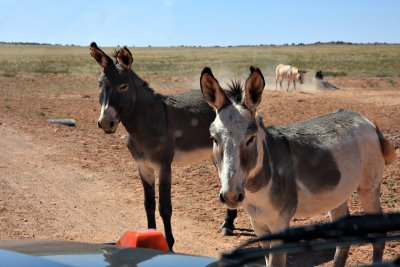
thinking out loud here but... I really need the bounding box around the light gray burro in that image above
[89,43,238,250]
[200,66,395,267]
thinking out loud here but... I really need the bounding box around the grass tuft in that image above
[4,99,11,109]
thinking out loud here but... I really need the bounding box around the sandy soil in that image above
[0,73,399,266]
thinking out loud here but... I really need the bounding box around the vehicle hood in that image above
[0,240,218,267]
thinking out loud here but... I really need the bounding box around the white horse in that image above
[200,66,395,267]
[275,64,307,91]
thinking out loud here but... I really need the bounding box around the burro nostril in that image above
[97,121,102,129]
[110,121,115,129]
[238,193,244,202]
[219,193,226,203]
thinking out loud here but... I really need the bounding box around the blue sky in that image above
[1,0,399,47]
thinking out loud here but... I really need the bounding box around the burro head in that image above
[298,69,307,84]
[200,66,265,209]
[90,42,135,134]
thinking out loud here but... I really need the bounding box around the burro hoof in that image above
[221,227,234,236]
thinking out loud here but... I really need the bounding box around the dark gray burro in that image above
[89,42,237,250]
[200,66,395,267]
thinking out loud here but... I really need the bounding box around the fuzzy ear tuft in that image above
[249,66,265,83]
[90,42,98,49]
[201,67,214,77]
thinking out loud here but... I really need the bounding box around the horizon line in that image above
[1,40,400,48]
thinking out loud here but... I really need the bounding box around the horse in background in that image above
[275,64,307,91]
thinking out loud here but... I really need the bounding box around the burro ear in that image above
[90,42,113,68]
[200,67,228,110]
[243,66,265,111]
[116,46,133,70]
[90,42,122,84]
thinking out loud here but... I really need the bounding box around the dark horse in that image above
[89,42,237,250]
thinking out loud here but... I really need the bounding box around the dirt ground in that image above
[0,73,399,266]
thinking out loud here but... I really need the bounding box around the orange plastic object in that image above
[116,229,169,251]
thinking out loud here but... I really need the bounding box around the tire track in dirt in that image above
[0,124,147,243]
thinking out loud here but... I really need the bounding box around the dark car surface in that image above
[0,240,217,267]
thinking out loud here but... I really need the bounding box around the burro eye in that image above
[118,83,129,92]
[210,135,219,145]
[246,135,256,146]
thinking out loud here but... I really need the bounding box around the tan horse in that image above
[200,66,395,267]
[275,64,307,91]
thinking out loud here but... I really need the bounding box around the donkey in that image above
[275,64,307,91]
[200,66,395,266]
[89,42,238,250]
